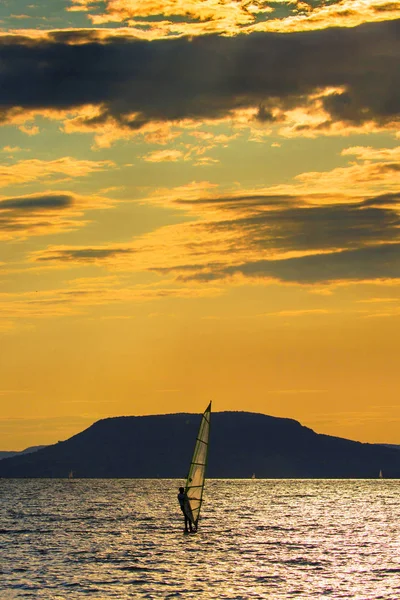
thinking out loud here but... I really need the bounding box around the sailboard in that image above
[184,401,211,531]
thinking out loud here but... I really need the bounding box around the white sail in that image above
[184,401,211,528]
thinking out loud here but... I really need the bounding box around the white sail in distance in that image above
[185,401,211,528]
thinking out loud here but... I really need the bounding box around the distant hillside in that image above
[0,451,16,460]
[0,446,46,461]
[0,412,399,478]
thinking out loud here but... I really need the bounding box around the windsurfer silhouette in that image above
[177,487,195,533]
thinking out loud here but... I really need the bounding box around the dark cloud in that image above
[224,243,400,284]
[151,192,400,284]
[362,193,400,207]
[199,193,400,252]
[35,248,134,262]
[0,194,73,211]
[176,194,300,209]
[29,192,400,284]
[176,243,400,284]
[0,193,76,235]
[0,19,399,127]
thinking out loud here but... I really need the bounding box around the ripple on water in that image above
[1,479,400,599]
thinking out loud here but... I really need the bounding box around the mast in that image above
[184,401,211,529]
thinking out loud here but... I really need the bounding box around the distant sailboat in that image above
[379,469,383,479]
[251,473,256,480]
[68,470,74,479]
[184,402,211,532]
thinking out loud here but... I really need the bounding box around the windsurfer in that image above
[177,487,194,533]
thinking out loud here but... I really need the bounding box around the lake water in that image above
[1,479,399,599]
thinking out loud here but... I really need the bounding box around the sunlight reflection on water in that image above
[1,479,400,599]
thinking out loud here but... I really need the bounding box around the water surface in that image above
[1,479,399,598]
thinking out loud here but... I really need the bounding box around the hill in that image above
[0,446,46,461]
[0,412,399,478]
[0,451,17,460]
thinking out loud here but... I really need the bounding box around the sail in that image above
[184,401,211,528]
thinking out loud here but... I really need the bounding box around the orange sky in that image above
[0,1,399,449]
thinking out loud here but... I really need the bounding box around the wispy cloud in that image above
[264,389,328,394]
[27,185,400,287]
[0,280,224,328]
[0,191,117,240]
[142,149,186,163]
[262,309,333,317]
[33,246,135,263]
[0,157,114,187]
[20,142,400,288]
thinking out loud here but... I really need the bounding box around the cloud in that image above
[263,309,332,317]
[0,280,224,328]
[196,196,400,253]
[292,159,400,195]
[0,20,399,137]
[261,0,400,35]
[2,145,23,153]
[5,143,397,290]
[264,388,328,394]
[29,187,400,286]
[141,137,231,164]
[204,242,400,284]
[143,193,400,285]
[33,246,135,263]
[0,157,114,187]
[0,191,116,240]
[0,194,73,211]
[21,137,400,287]
[65,0,400,38]
[357,296,399,303]
[142,149,186,162]
[67,0,272,33]
[341,146,400,161]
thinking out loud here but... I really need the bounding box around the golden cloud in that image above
[64,0,400,38]
[61,108,242,148]
[0,156,114,188]
[293,148,400,196]
[0,191,116,240]
[0,92,397,152]
[258,0,400,34]
[10,146,400,289]
[142,149,187,162]
[341,146,400,161]
[68,0,271,33]
[142,144,400,209]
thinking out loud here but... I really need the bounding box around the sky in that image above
[0,1,399,450]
